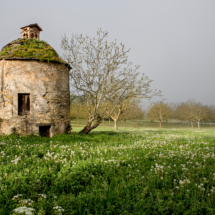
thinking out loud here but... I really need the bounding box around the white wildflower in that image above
[38,194,47,199]
[14,206,35,215]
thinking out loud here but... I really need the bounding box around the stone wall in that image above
[0,60,70,136]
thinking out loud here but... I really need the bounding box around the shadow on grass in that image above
[0,130,132,145]
[0,128,214,145]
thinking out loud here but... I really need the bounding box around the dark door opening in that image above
[39,126,51,137]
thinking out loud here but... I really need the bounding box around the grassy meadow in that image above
[0,122,215,214]
[71,119,215,130]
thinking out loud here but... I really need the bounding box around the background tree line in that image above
[70,95,145,130]
[147,99,215,129]
[70,97,215,129]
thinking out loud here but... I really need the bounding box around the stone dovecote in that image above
[0,24,71,137]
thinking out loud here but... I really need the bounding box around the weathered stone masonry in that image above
[0,60,70,136]
[0,24,71,136]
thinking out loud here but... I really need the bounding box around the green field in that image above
[0,125,215,214]
[71,119,215,130]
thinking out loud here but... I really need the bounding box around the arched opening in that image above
[30,33,34,38]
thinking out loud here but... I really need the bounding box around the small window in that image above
[23,33,28,38]
[18,94,30,115]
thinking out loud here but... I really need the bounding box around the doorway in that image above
[39,126,51,137]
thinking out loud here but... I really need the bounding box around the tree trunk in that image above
[198,121,200,129]
[114,119,118,131]
[124,119,126,127]
[191,121,193,129]
[80,117,102,134]
[103,118,105,126]
[109,118,110,125]
[76,109,79,124]
[159,121,162,128]
[188,121,189,127]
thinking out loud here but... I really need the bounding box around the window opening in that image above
[39,126,51,137]
[23,33,28,38]
[18,94,30,115]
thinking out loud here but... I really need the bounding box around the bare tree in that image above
[120,102,142,127]
[106,98,130,131]
[180,99,208,129]
[61,29,159,134]
[107,99,144,130]
[192,102,208,129]
[147,101,171,128]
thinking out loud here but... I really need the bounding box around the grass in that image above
[0,126,215,214]
[0,38,69,68]
[71,118,215,130]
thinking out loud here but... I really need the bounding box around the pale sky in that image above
[1,0,215,108]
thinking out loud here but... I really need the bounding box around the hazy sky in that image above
[1,0,215,108]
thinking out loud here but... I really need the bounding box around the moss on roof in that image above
[0,38,71,69]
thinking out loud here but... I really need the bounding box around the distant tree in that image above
[192,102,208,129]
[121,103,134,127]
[130,102,145,127]
[147,101,171,128]
[61,29,160,134]
[181,100,208,129]
[119,100,144,128]
[174,102,189,124]
[170,102,184,123]
[181,99,196,129]
[207,105,215,126]
[70,96,88,123]
[168,102,176,121]
[106,98,130,131]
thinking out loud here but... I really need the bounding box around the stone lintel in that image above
[36,123,55,126]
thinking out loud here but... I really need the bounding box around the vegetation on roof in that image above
[0,38,70,68]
